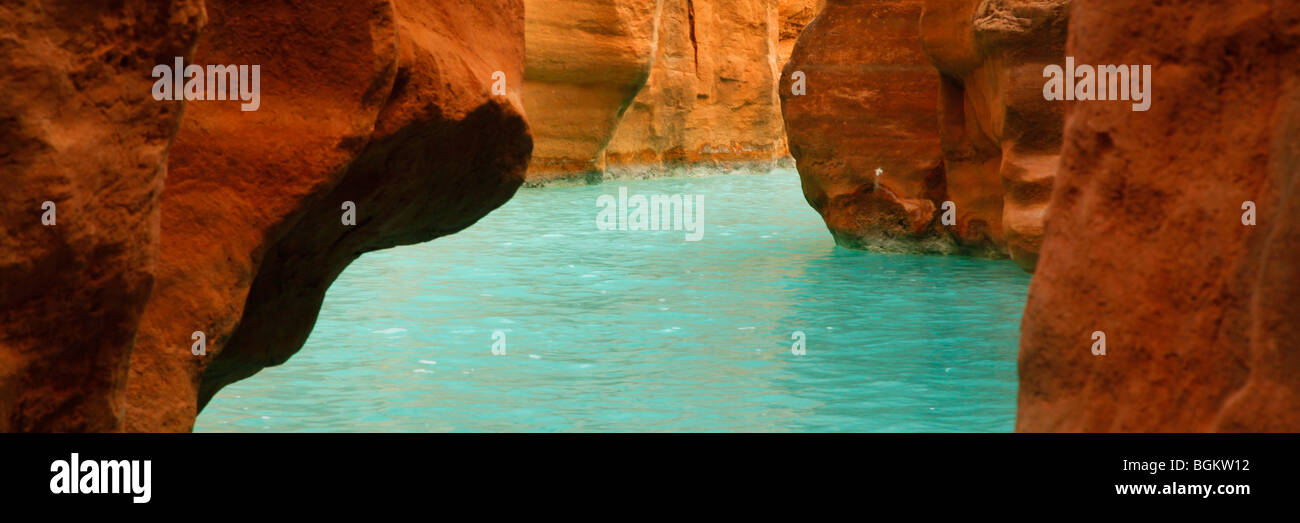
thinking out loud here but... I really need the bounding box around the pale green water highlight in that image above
[196,169,1031,432]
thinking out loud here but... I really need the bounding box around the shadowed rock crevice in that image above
[686,0,699,72]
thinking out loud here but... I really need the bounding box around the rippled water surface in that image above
[197,170,1031,432]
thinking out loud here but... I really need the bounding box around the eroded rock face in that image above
[780,0,952,253]
[121,0,530,432]
[0,0,204,432]
[921,0,1068,270]
[522,0,662,185]
[779,0,1065,265]
[604,0,792,178]
[1018,0,1300,431]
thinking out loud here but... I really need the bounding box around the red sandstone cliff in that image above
[1018,0,1300,431]
[0,0,531,432]
[780,0,1066,267]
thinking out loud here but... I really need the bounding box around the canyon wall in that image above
[779,0,1066,268]
[605,0,786,178]
[0,0,205,432]
[1018,0,1300,431]
[521,0,662,185]
[527,0,818,184]
[0,0,531,432]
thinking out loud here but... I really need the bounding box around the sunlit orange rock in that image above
[605,0,806,178]
[522,0,661,185]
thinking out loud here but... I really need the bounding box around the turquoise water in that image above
[196,170,1031,432]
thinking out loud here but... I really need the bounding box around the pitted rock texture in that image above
[1018,0,1300,432]
[0,0,204,432]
